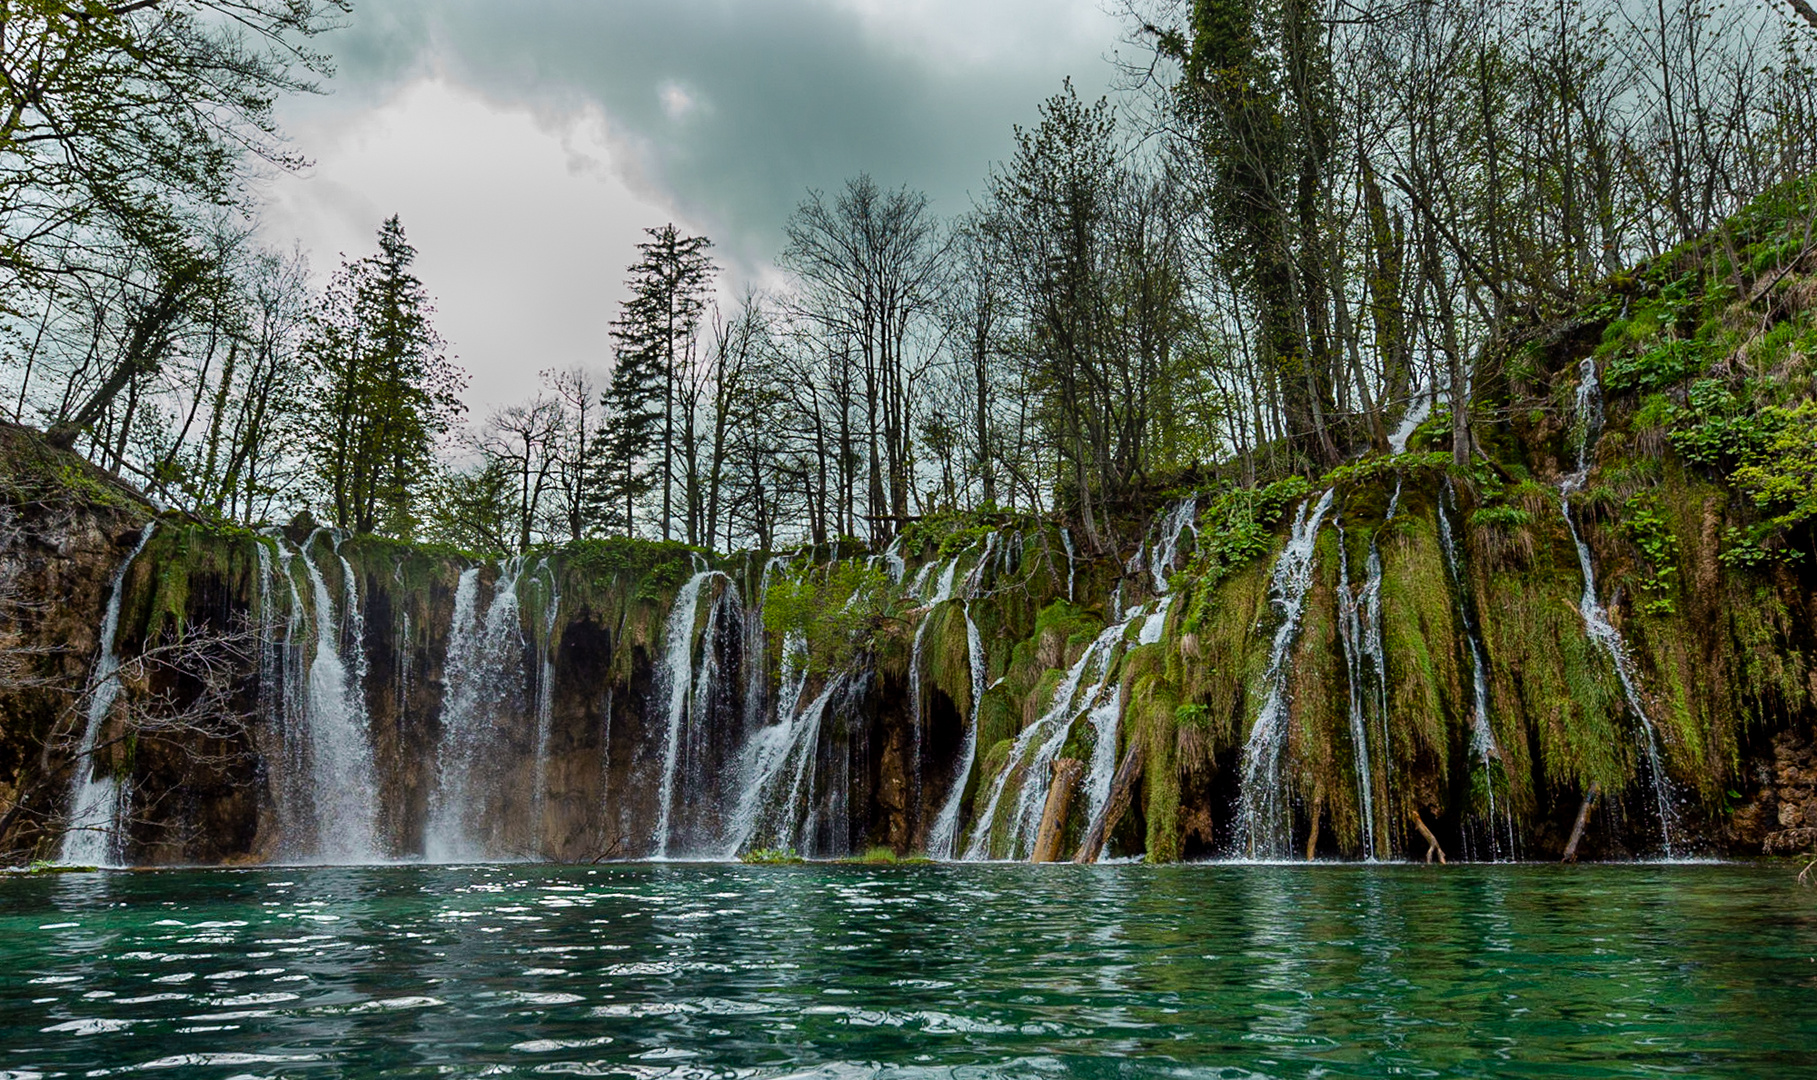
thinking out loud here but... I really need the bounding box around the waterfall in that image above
[883,535,906,584]
[927,603,986,859]
[1148,498,1199,592]
[1558,358,1679,856]
[1139,595,1174,645]
[1234,489,1336,859]
[426,559,528,862]
[1389,392,1431,454]
[722,671,855,856]
[1359,480,1399,858]
[1334,518,1379,860]
[529,559,561,841]
[296,532,380,863]
[59,522,157,867]
[962,533,998,598]
[905,548,972,831]
[651,570,718,857]
[962,609,1136,860]
[1438,479,1514,859]
[262,532,313,854]
[963,503,1193,861]
[674,581,745,854]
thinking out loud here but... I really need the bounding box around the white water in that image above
[1234,489,1336,859]
[1389,387,1432,454]
[1139,596,1174,645]
[1148,498,1199,592]
[906,555,959,826]
[296,533,379,863]
[962,533,998,598]
[722,673,847,856]
[1334,519,1379,860]
[58,522,157,867]
[530,559,561,842]
[425,568,483,860]
[426,559,530,861]
[1437,479,1513,859]
[886,540,906,583]
[962,608,1138,860]
[1358,479,1399,858]
[651,570,718,857]
[1559,358,1678,855]
[927,604,987,859]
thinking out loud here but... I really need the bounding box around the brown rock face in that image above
[1762,730,1817,856]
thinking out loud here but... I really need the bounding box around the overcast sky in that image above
[255,0,1132,414]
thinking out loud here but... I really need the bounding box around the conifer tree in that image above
[587,339,663,536]
[596,225,715,540]
[302,216,466,537]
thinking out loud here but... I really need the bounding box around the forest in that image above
[4,0,1813,564]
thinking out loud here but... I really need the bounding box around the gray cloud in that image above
[258,1,1130,411]
[307,0,1125,268]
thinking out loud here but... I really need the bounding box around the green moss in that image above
[740,848,805,864]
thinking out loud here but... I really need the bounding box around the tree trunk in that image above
[1031,758,1084,863]
[1562,781,1601,863]
[1410,808,1447,864]
[1305,780,1325,861]
[1074,741,1144,863]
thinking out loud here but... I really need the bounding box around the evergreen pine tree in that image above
[585,224,714,538]
[303,216,466,537]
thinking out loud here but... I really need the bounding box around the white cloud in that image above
[659,81,702,121]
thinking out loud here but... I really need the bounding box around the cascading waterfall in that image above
[1148,498,1199,592]
[1334,517,1379,860]
[963,610,1138,860]
[1358,481,1400,858]
[1438,479,1514,859]
[905,554,960,826]
[927,603,987,859]
[296,531,380,863]
[529,559,561,836]
[962,503,1196,861]
[59,522,157,867]
[883,535,906,584]
[651,570,719,857]
[262,532,314,853]
[674,580,745,853]
[1389,391,1431,455]
[1559,357,1679,855]
[426,558,528,862]
[723,669,859,857]
[1234,489,1336,859]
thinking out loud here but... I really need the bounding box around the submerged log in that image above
[1073,741,1145,863]
[1410,808,1448,864]
[1031,758,1085,863]
[1562,781,1601,863]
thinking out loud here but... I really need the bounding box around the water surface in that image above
[2,862,1813,1077]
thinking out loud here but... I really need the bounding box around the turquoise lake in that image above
[1,862,1814,1077]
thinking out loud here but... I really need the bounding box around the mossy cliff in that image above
[0,184,1813,865]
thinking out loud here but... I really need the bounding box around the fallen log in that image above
[1562,781,1601,863]
[1073,741,1145,863]
[1031,758,1085,863]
